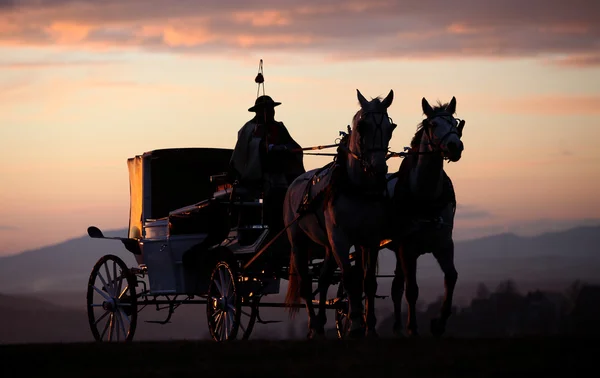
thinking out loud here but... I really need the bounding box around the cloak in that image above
[229,118,305,189]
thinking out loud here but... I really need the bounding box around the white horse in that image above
[283,89,397,338]
[383,96,465,337]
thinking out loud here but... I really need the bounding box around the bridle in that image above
[338,109,396,176]
[421,113,464,160]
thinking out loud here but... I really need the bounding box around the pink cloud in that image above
[545,54,600,68]
[0,0,597,65]
[0,60,120,69]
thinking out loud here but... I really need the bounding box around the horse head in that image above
[419,96,465,162]
[348,89,397,183]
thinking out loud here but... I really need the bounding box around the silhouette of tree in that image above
[565,279,587,310]
[495,279,519,295]
[476,283,490,300]
[416,299,427,313]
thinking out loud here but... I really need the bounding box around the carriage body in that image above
[86,146,354,343]
[121,147,283,297]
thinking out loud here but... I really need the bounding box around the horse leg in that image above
[316,252,336,337]
[285,227,320,339]
[391,243,406,337]
[328,234,364,338]
[400,244,419,337]
[298,250,320,339]
[363,246,379,338]
[430,239,458,338]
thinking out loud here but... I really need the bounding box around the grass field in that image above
[1,337,596,377]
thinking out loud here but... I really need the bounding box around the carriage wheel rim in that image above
[208,262,239,342]
[87,255,137,342]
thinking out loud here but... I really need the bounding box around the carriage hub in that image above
[102,299,116,312]
[217,296,229,312]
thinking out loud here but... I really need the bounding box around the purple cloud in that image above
[0,0,598,65]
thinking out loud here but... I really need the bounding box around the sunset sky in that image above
[1,0,599,256]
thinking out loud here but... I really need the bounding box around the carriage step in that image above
[145,320,172,324]
[257,319,282,325]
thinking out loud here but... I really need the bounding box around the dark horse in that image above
[382,96,466,337]
[283,89,397,338]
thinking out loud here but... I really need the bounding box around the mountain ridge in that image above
[0,225,598,294]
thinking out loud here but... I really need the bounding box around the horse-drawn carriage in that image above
[86,147,357,342]
[86,88,465,342]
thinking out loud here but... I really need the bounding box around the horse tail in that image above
[284,250,302,319]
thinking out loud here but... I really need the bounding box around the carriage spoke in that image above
[219,313,226,340]
[116,310,128,339]
[223,273,231,298]
[112,261,118,297]
[219,269,227,296]
[93,309,110,326]
[214,280,223,296]
[106,314,114,341]
[118,308,131,327]
[104,264,114,296]
[96,272,111,296]
[115,315,121,342]
[91,284,112,301]
[226,312,234,339]
[111,314,117,342]
[100,314,111,339]
[118,284,129,300]
[116,274,124,299]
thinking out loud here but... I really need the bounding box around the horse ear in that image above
[422,97,434,118]
[446,96,457,114]
[381,89,394,108]
[357,89,369,108]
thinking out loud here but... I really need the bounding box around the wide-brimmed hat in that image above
[248,95,281,112]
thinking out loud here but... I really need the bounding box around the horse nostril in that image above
[448,141,462,154]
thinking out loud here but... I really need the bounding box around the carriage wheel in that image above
[335,282,351,339]
[87,254,138,342]
[206,261,243,342]
[239,294,259,340]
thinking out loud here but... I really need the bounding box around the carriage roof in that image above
[126,147,233,240]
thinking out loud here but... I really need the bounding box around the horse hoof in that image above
[348,328,366,339]
[366,329,379,339]
[407,329,419,338]
[430,318,445,338]
[307,327,326,340]
[393,328,406,338]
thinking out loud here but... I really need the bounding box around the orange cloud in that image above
[545,54,600,68]
[233,10,291,27]
[45,22,91,43]
[162,25,216,47]
[0,0,597,65]
[234,34,315,48]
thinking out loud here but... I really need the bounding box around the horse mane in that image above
[410,100,452,148]
[322,97,384,207]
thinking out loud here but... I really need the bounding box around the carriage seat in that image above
[210,173,262,202]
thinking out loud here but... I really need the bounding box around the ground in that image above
[1,337,595,377]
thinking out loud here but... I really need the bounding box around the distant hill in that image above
[0,228,135,293]
[0,225,599,299]
[1,225,599,344]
